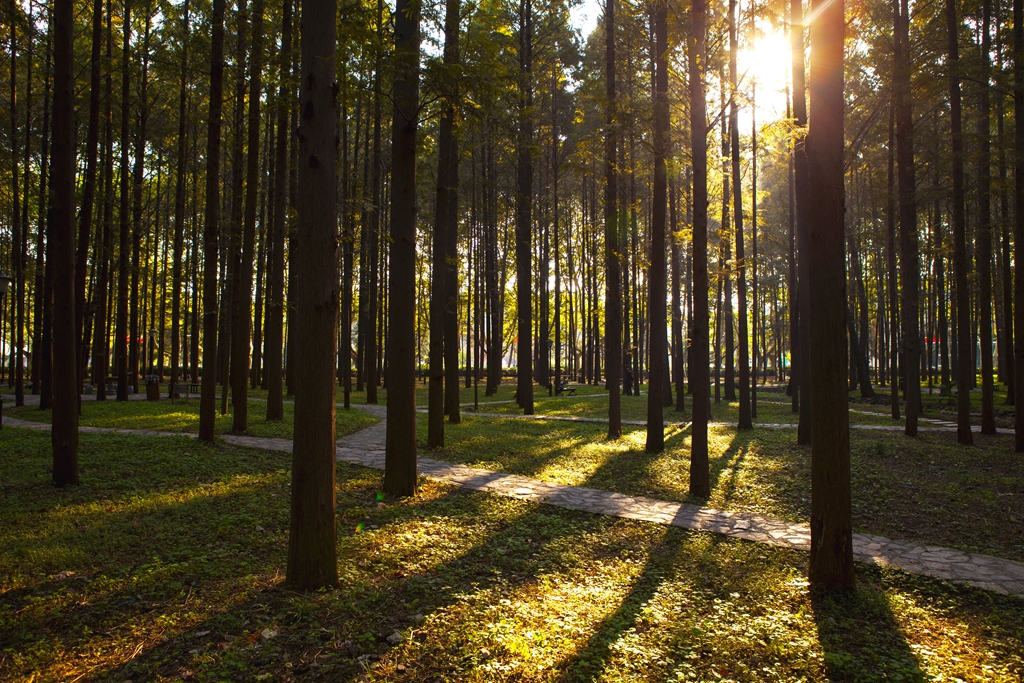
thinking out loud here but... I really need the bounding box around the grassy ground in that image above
[2,427,1021,682]
[419,413,1024,563]
[7,399,377,440]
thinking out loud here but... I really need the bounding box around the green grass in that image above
[419,414,1024,563]
[1,426,1021,682]
[7,398,377,440]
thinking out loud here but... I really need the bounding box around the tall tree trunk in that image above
[76,0,105,401]
[730,0,751,429]
[286,0,339,590]
[232,0,262,431]
[1014,0,1024,451]
[130,7,150,395]
[515,0,534,415]
[114,0,131,402]
[429,0,460,446]
[198,0,226,441]
[169,0,189,398]
[670,178,684,411]
[895,0,921,436]
[946,0,973,444]
[265,0,291,421]
[886,107,900,418]
[689,0,710,497]
[977,0,996,434]
[646,0,668,453]
[383,0,421,496]
[792,0,811,444]
[9,3,24,407]
[364,0,384,404]
[807,0,853,589]
[36,22,52,410]
[51,0,79,486]
[604,0,622,437]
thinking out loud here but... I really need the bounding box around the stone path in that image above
[5,403,1023,599]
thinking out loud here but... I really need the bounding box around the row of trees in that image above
[2,0,1019,588]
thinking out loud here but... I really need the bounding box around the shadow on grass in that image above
[552,527,674,682]
[811,584,926,682]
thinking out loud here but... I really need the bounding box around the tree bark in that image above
[689,0,710,497]
[730,0,750,429]
[114,0,131,403]
[51,0,79,487]
[605,0,622,438]
[231,0,262,431]
[792,0,811,445]
[977,0,996,434]
[198,0,226,441]
[807,0,853,589]
[265,0,291,421]
[646,0,667,453]
[169,0,189,399]
[286,0,339,590]
[383,0,421,496]
[515,0,534,415]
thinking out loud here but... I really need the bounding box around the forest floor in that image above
[2,381,1023,681]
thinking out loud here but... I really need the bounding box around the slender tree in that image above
[605,0,622,438]
[198,0,227,441]
[515,0,534,415]
[730,0,751,429]
[232,0,264,432]
[977,0,996,435]
[689,0,711,497]
[646,0,668,453]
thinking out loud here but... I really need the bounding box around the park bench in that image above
[556,381,577,397]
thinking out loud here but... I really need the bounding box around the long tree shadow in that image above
[551,527,675,682]
[810,580,927,682]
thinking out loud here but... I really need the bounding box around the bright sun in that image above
[737,28,793,121]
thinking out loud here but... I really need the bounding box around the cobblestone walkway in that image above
[6,404,1023,599]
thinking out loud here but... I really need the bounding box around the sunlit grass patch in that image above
[2,427,1022,682]
[7,398,377,440]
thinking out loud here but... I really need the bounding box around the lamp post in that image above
[0,273,10,428]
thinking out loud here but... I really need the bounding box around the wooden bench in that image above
[556,382,577,397]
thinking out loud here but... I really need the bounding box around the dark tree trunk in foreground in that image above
[52,0,79,486]
[895,0,921,436]
[792,0,811,445]
[233,0,263,432]
[605,0,622,438]
[515,0,534,415]
[265,0,292,421]
[807,0,853,589]
[946,0,973,444]
[199,0,226,441]
[384,0,421,496]
[286,0,339,590]
[646,0,667,453]
[688,0,710,497]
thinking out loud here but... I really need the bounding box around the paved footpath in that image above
[6,403,1024,600]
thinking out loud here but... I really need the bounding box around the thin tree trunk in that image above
[604,0,622,437]
[231,0,262,431]
[730,0,750,429]
[646,0,667,452]
[169,0,189,398]
[896,0,921,436]
[515,0,534,415]
[265,0,291,421]
[689,0,710,497]
[198,0,226,441]
[792,0,812,444]
[977,0,996,433]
